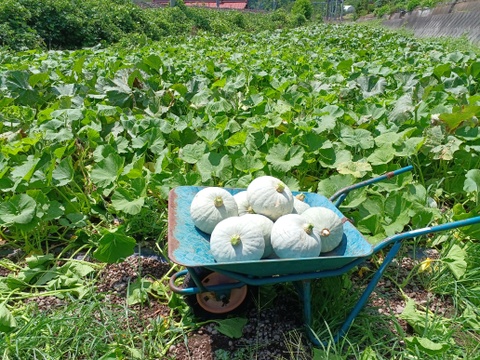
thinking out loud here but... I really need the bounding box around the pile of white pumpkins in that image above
[189,175,345,263]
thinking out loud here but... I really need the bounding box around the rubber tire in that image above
[182,267,255,319]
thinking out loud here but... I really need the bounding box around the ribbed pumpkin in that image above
[210,216,265,262]
[246,176,294,221]
[270,214,321,259]
[190,187,238,234]
[292,193,310,214]
[241,213,274,258]
[233,191,255,216]
[301,207,344,253]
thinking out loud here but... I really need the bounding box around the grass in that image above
[1,293,192,359]
[1,227,479,359]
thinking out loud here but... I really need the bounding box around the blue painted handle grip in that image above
[374,215,480,252]
[329,165,414,207]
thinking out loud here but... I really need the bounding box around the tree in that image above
[291,0,313,20]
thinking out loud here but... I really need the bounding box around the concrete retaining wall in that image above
[382,0,480,44]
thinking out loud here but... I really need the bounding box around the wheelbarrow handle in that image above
[329,165,414,207]
[374,215,480,253]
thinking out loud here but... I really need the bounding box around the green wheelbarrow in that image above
[167,166,480,346]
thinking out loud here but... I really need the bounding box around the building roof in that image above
[191,1,247,9]
[153,0,248,9]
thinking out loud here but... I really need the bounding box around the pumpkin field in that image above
[1,21,480,359]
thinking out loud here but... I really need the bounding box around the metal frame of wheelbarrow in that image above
[168,165,480,347]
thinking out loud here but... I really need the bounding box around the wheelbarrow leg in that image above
[301,240,403,347]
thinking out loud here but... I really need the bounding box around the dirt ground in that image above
[2,247,448,360]
[95,247,445,359]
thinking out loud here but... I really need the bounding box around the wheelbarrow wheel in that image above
[183,268,254,319]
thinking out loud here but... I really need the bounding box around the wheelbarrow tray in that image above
[168,186,373,277]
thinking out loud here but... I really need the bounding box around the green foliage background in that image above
[348,0,444,18]
[0,0,308,50]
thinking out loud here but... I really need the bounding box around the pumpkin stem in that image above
[276,182,286,193]
[303,223,314,235]
[247,206,255,214]
[230,234,241,246]
[296,193,306,202]
[213,196,224,207]
[321,228,331,237]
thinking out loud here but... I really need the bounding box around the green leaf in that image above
[444,244,467,279]
[0,194,36,225]
[367,144,395,165]
[105,72,133,108]
[318,148,352,168]
[5,70,40,105]
[10,155,40,183]
[399,297,426,334]
[35,268,60,286]
[59,213,87,229]
[395,137,424,157]
[90,153,124,188]
[179,143,207,165]
[433,63,451,78]
[399,296,449,338]
[190,89,211,109]
[233,153,264,173]
[336,161,372,178]
[53,83,76,97]
[405,337,450,356]
[42,200,65,222]
[360,347,378,360]
[357,214,383,239]
[225,130,248,147]
[388,94,413,124]
[59,261,95,278]
[339,127,374,149]
[451,204,480,237]
[127,278,152,305]
[266,143,305,172]
[198,128,222,146]
[0,304,17,333]
[214,317,248,339]
[26,254,54,269]
[313,115,337,134]
[313,349,344,360]
[356,75,387,98]
[464,169,480,193]
[337,58,353,71]
[93,232,136,263]
[196,152,232,183]
[317,174,356,198]
[132,128,165,155]
[439,105,480,132]
[431,136,462,161]
[111,188,145,215]
[468,61,480,78]
[52,157,74,186]
[206,98,233,114]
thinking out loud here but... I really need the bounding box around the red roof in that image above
[153,0,248,9]
[191,2,247,9]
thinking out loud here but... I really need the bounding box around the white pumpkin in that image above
[210,216,265,262]
[301,207,344,253]
[190,187,238,234]
[246,176,294,221]
[271,214,321,259]
[241,213,274,258]
[292,193,310,214]
[233,191,255,216]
